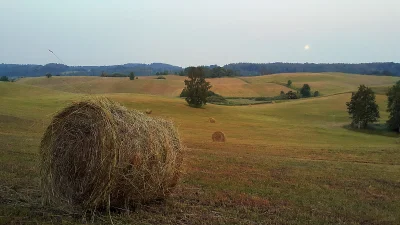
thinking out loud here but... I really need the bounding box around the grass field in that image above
[242,73,400,96]
[2,74,400,224]
[18,73,400,98]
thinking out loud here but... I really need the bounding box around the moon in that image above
[304,45,310,50]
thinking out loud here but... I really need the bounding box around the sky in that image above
[0,0,399,67]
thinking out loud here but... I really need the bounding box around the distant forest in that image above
[1,62,399,78]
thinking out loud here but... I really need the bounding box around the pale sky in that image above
[0,0,399,66]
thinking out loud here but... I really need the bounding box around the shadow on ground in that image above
[343,124,400,138]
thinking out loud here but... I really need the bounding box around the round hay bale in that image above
[271,101,275,104]
[212,131,226,142]
[40,98,183,210]
[145,109,152,114]
[209,117,216,123]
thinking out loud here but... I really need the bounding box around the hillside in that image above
[1,81,399,224]
[242,72,400,95]
[17,73,400,98]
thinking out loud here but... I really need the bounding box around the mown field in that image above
[242,73,400,96]
[1,73,400,224]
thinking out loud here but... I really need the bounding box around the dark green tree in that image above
[0,76,9,82]
[287,80,292,87]
[300,84,311,97]
[45,73,52,78]
[129,72,135,80]
[346,85,380,129]
[183,67,212,107]
[386,81,400,132]
[313,91,320,97]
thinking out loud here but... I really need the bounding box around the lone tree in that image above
[287,80,292,87]
[346,85,380,129]
[300,84,311,97]
[129,72,135,80]
[183,66,211,107]
[45,73,52,78]
[387,81,400,132]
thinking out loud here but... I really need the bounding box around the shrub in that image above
[314,91,320,97]
[286,91,299,99]
[287,80,292,87]
[155,76,166,80]
[45,73,52,78]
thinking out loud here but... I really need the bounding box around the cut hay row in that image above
[40,98,183,210]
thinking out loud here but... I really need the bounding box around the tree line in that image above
[178,65,239,78]
[2,62,400,79]
[224,62,400,76]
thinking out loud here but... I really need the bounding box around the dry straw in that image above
[145,109,152,114]
[212,131,226,142]
[209,117,216,123]
[40,98,183,210]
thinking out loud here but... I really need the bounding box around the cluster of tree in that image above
[279,82,319,99]
[346,82,400,132]
[179,65,239,78]
[46,73,52,78]
[0,76,9,82]
[224,62,400,76]
[280,90,300,99]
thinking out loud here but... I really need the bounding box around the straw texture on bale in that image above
[40,98,183,210]
[212,131,226,142]
[209,117,216,123]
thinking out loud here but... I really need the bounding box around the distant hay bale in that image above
[212,131,226,142]
[209,117,216,123]
[271,101,275,104]
[40,98,183,210]
[145,109,152,114]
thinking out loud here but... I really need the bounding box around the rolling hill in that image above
[2,73,400,224]
[17,73,400,98]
